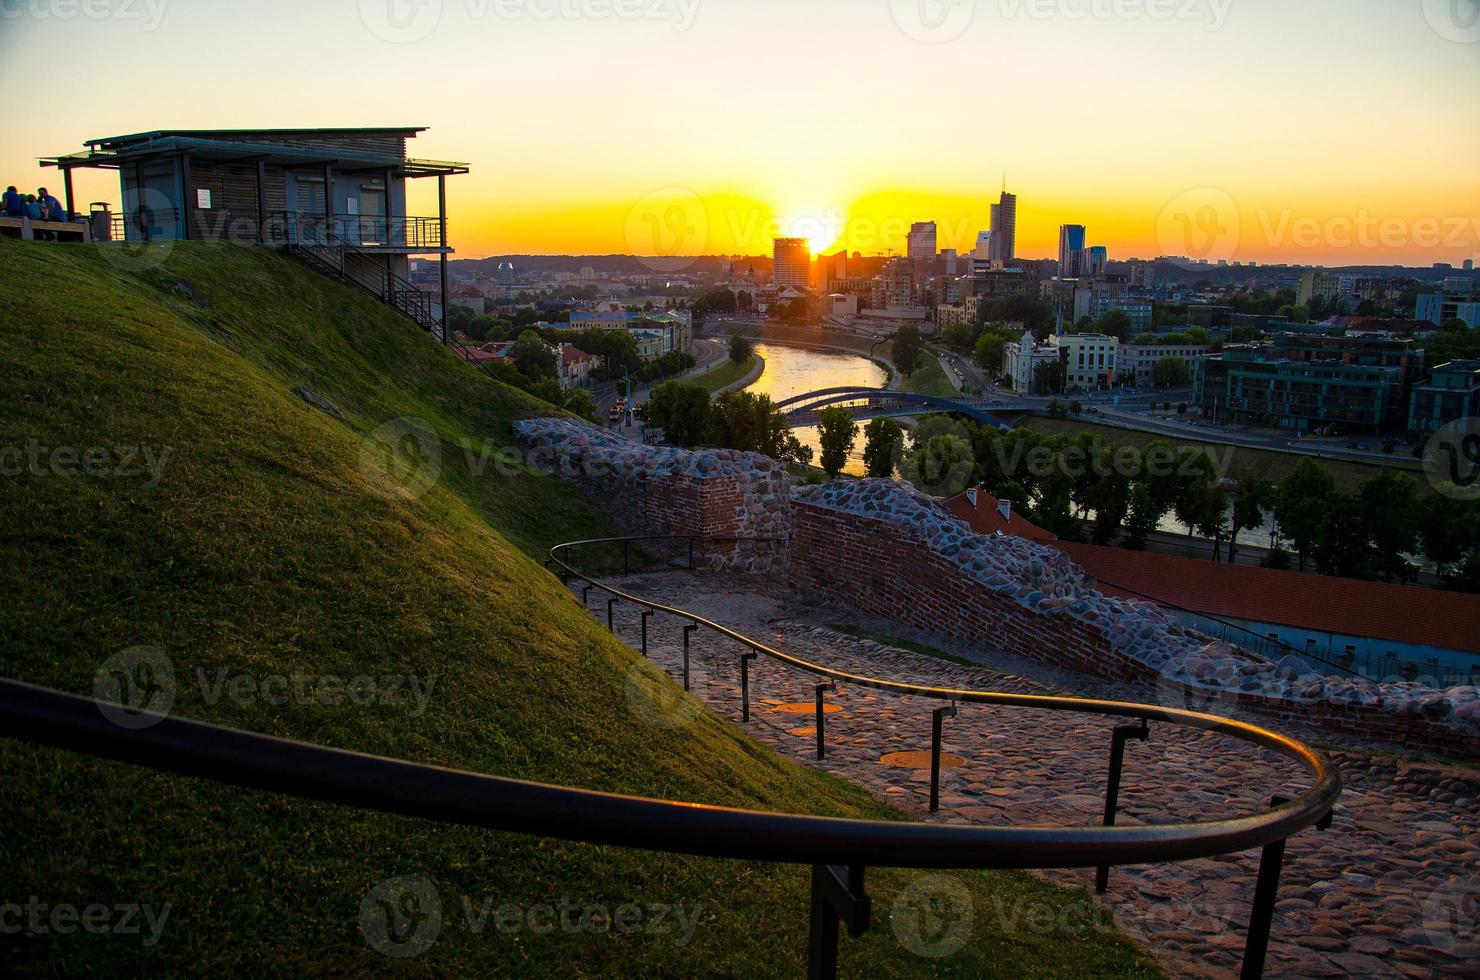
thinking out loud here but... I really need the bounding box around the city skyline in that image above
[2,0,1477,264]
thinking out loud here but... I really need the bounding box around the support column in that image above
[438,173,449,346]
[61,166,75,222]
[179,154,192,240]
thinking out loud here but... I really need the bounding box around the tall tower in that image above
[772,238,811,290]
[908,221,938,281]
[988,187,1017,263]
[1058,224,1086,277]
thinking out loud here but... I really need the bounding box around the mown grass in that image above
[0,238,1158,977]
[691,353,758,394]
[902,353,957,398]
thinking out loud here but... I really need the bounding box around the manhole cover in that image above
[773,703,842,715]
[878,751,966,770]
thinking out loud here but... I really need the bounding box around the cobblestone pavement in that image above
[573,570,1480,980]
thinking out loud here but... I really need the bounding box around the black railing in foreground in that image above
[547,534,1340,980]
[0,532,1339,980]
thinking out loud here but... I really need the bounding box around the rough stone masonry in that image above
[517,418,1480,758]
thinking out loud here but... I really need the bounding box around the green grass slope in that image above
[0,239,1157,977]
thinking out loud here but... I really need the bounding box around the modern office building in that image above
[1087,245,1108,276]
[907,221,937,281]
[772,237,811,290]
[1409,360,1480,438]
[1050,332,1119,389]
[1194,335,1422,432]
[1058,224,1086,277]
[1416,292,1480,326]
[989,190,1016,263]
[1118,341,1211,387]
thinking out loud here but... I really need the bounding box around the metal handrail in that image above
[0,532,1341,978]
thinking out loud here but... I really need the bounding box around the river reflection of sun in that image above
[748,343,888,478]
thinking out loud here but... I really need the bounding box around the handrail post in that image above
[581,585,591,607]
[807,864,870,980]
[815,683,835,761]
[607,596,619,632]
[641,610,652,657]
[740,652,758,721]
[1239,797,1332,980]
[1096,719,1149,893]
[682,623,697,691]
[929,703,958,814]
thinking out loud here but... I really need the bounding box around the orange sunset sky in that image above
[2,0,1476,265]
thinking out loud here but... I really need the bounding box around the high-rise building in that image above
[495,261,515,289]
[817,251,849,293]
[1058,225,1086,277]
[989,190,1017,263]
[1465,259,1475,271]
[908,221,938,280]
[1088,246,1108,276]
[772,238,811,290]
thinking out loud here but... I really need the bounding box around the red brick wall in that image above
[790,500,1480,759]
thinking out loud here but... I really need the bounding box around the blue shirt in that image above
[41,195,63,220]
[25,201,44,219]
[2,190,22,216]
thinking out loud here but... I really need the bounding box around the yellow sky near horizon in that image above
[2,0,1476,264]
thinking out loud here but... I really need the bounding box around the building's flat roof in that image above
[1051,539,1480,656]
[85,127,427,147]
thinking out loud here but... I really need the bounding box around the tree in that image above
[862,417,905,479]
[1272,461,1343,577]
[1152,355,1190,387]
[892,325,925,376]
[563,387,600,424]
[1032,359,1065,396]
[939,321,980,355]
[1357,470,1420,582]
[645,380,711,446]
[973,328,1014,377]
[1093,309,1133,344]
[1313,491,1376,580]
[1419,495,1476,579]
[1227,477,1275,564]
[816,407,858,479]
[1123,483,1160,550]
[1195,483,1231,562]
[728,333,753,365]
[782,433,814,468]
[705,390,789,457]
[900,434,975,498]
[511,330,557,380]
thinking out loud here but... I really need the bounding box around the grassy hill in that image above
[0,238,1156,977]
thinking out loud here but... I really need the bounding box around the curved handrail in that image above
[548,534,1341,855]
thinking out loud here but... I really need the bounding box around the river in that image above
[746,342,887,476]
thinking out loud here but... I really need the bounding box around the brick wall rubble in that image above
[512,418,788,572]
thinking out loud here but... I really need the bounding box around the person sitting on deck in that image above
[38,188,64,222]
[23,195,53,239]
[2,186,23,217]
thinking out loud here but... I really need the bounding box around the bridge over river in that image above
[776,386,1030,430]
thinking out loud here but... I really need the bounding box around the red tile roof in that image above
[943,490,1057,541]
[1049,540,1480,655]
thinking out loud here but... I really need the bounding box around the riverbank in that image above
[701,321,900,390]
[691,353,764,395]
